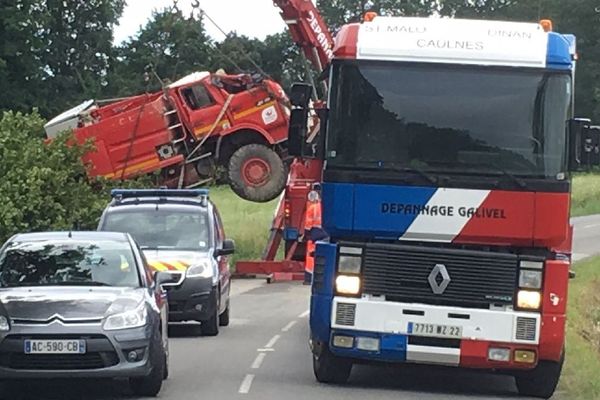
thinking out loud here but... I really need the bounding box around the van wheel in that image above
[514,355,564,399]
[228,144,287,203]
[313,346,352,384]
[201,305,220,336]
[219,301,230,327]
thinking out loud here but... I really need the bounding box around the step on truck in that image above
[44,71,290,202]
[287,16,600,399]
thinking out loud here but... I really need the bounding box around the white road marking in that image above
[256,348,275,352]
[265,334,281,348]
[298,310,309,318]
[581,223,600,230]
[251,352,267,369]
[238,374,255,394]
[282,320,297,332]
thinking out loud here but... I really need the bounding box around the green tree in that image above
[108,8,213,96]
[318,0,437,30]
[0,111,151,243]
[0,0,125,118]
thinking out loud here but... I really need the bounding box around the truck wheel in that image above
[313,346,352,384]
[514,355,564,399]
[228,144,287,203]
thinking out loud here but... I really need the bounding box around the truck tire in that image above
[313,346,352,384]
[514,355,564,399]
[228,144,287,203]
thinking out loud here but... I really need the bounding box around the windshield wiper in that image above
[428,161,527,189]
[140,246,176,250]
[50,281,112,287]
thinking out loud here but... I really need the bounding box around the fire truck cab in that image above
[45,71,290,203]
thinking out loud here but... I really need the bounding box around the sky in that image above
[114,0,287,44]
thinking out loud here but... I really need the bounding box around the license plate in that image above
[24,340,86,354]
[408,322,462,339]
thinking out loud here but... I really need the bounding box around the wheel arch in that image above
[217,127,274,164]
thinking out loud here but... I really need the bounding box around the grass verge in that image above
[571,173,600,217]
[557,256,600,399]
[209,186,278,266]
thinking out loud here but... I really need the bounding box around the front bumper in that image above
[0,324,154,379]
[166,276,218,322]
[328,297,542,370]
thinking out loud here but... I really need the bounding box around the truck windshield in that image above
[103,209,210,252]
[326,61,572,179]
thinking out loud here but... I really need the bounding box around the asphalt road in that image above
[2,215,599,400]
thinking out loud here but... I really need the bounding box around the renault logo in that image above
[428,264,451,294]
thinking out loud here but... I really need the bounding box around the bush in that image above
[0,111,146,243]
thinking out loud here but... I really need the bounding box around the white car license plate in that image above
[408,322,462,339]
[24,339,86,354]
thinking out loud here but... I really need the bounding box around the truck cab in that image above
[293,16,600,399]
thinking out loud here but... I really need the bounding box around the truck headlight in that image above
[187,261,213,278]
[517,290,542,310]
[336,275,361,295]
[104,302,147,331]
[338,246,363,274]
[338,255,362,274]
[519,270,542,289]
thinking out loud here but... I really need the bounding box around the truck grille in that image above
[335,303,356,326]
[362,243,518,309]
[516,317,537,341]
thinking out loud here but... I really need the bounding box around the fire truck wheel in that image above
[201,304,220,336]
[514,354,564,399]
[228,144,287,203]
[313,346,352,384]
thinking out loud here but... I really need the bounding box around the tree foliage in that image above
[108,8,213,96]
[0,0,125,117]
[0,111,148,244]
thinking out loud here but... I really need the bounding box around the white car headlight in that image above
[0,316,10,331]
[104,302,147,331]
[187,260,213,278]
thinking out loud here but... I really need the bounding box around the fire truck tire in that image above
[228,144,287,203]
[514,355,564,399]
[313,346,352,384]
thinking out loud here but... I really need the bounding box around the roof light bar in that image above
[110,189,209,199]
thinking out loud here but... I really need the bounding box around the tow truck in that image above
[289,14,600,399]
[240,2,600,398]
[44,71,290,202]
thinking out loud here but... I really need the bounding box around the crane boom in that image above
[273,0,334,74]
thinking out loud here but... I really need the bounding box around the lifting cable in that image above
[190,1,272,79]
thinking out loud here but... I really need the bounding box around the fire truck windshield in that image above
[326,61,572,179]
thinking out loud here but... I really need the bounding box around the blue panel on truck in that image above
[546,33,573,70]
[353,184,436,237]
[310,242,337,343]
[321,183,354,235]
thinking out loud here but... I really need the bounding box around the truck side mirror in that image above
[569,118,600,171]
[568,118,590,171]
[288,83,313,157]
[582,125,600,169]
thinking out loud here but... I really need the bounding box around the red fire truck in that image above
[44,71,290,202]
